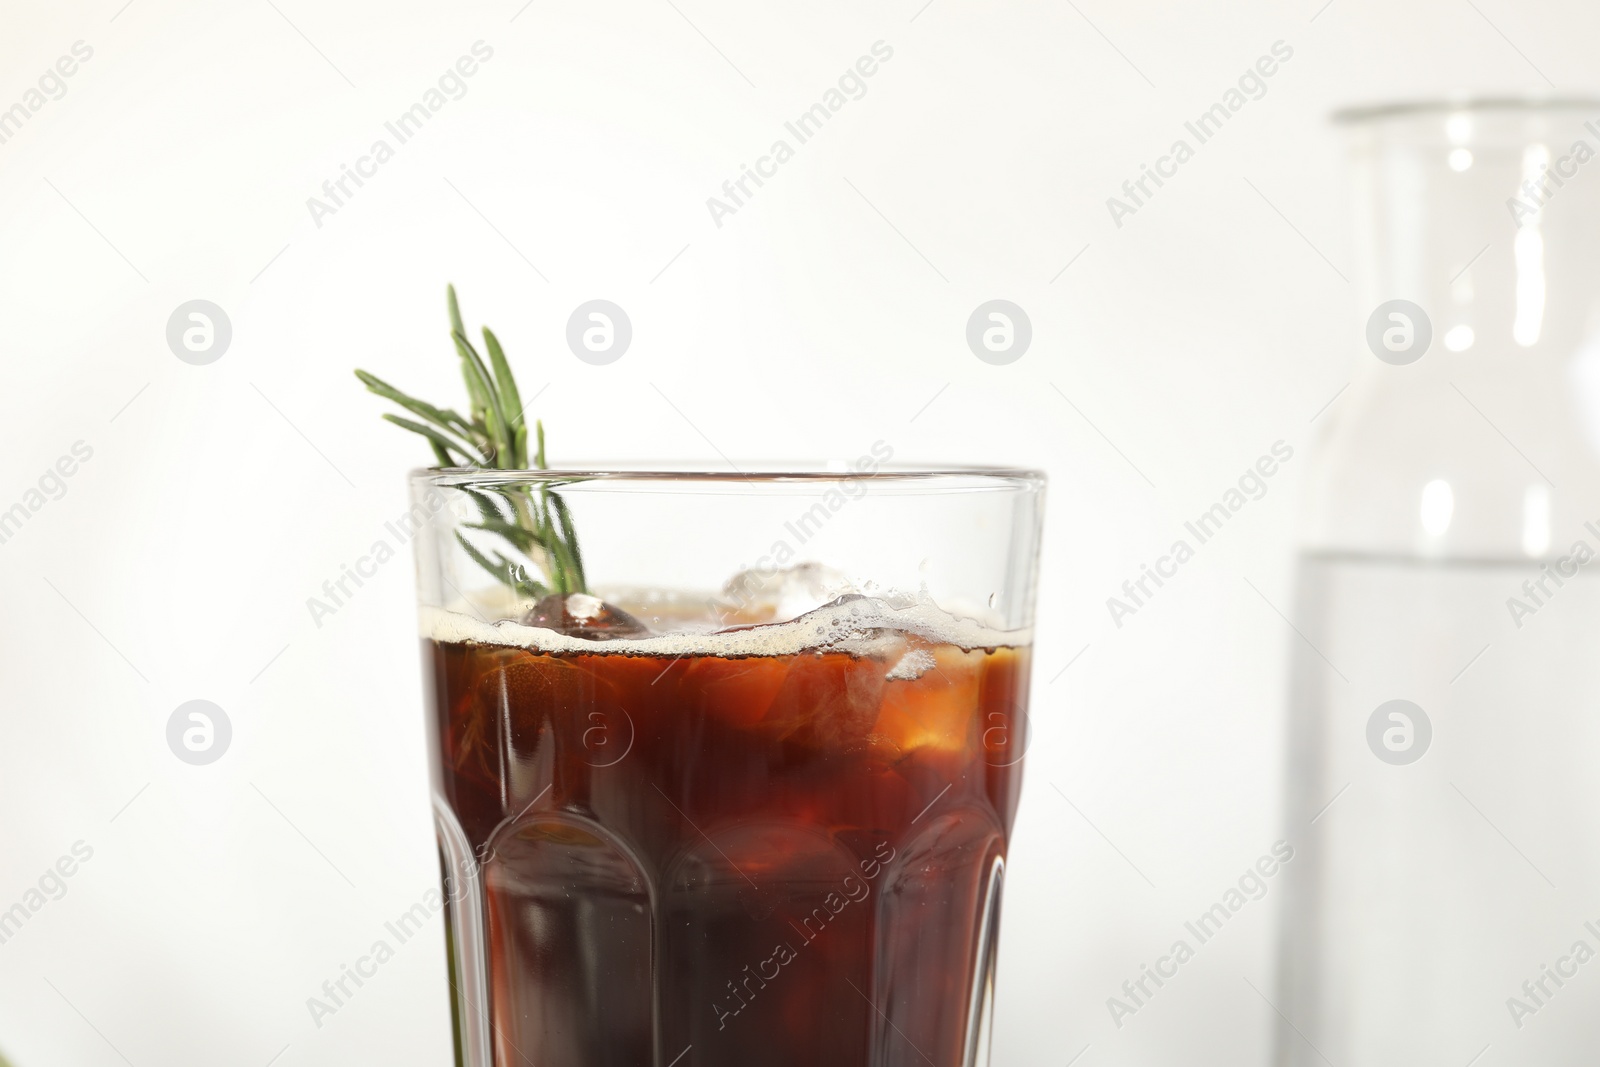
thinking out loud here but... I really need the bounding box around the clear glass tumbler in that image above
[407,464,1045,1067]
[1277,100,1600,1064]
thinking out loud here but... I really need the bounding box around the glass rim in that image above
[1331,95,1600,125]
[410,462,1047,487]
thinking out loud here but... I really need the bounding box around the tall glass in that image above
[408,465,1045,1067]
[1278,101,1600,1064]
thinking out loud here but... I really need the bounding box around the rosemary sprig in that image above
[355,285,586,597]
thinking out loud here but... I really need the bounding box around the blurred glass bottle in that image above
[1278,100,1600,1065]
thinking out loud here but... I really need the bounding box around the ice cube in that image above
[521,593,651,640]
[717,562,855,624]
[764,652,887,749]
[873,645,985,754]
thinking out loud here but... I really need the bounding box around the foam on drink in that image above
[423,590,1028,659]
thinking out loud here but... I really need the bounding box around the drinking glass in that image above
[407,464,1045,1067]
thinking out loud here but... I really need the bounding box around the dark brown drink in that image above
[424,599,1030,1067]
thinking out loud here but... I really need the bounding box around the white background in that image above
[0,1,1591,1065]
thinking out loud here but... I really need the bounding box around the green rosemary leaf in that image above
[381,414,476,463]
[465,518,544,553]
[547,522,580,595]
[462,486,509,525]
[454,333,512,464]
[550,491,586,591]
[447,284,468,343]
[362,285,588,598]
[499,555,549,600]
[482,327,523,431]
[455,533,547,600]
[355,370,479,452]
[439,407,478,437]
[455,529,500,577]
[451,331,492,428]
